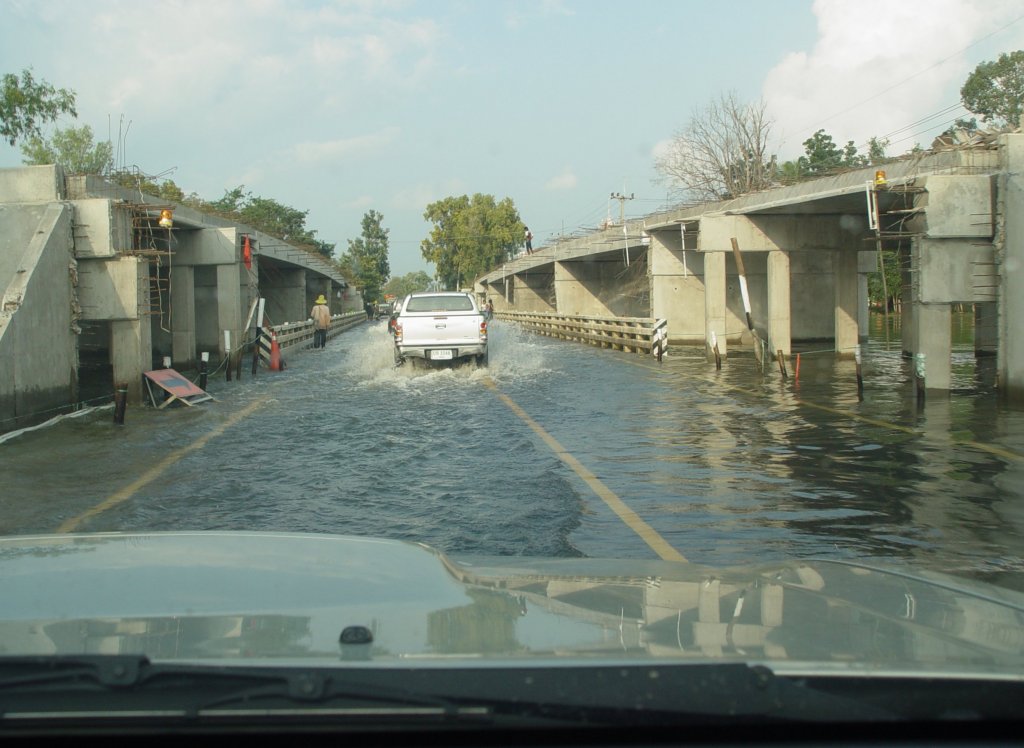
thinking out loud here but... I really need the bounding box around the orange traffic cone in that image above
[269,332,282,371]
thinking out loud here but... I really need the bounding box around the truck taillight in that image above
[480,320,488,340]
[395,323,403,343]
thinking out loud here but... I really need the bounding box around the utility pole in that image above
[610,191,634,225]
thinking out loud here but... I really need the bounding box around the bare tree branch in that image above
[655,92,775,202]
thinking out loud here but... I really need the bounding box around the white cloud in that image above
[289,127,401,164]
[763,0,1024,159]
[390,180,466,212]
[345,196,375,210]
[544,168,578,191]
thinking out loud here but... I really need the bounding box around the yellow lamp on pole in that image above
[874,170,887,187]
[158,209,174,229]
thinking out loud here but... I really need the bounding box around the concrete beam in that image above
[908,174,994,238]
[699,214,855,252]
[78,256,146,321]
[0,165,65,203]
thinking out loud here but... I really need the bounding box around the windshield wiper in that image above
[6,656,1016,729]
[0,656,491,725]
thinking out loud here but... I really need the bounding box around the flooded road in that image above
[2,315,1023,591]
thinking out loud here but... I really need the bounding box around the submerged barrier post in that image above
[914,353,926,406]
[795,353,801,383]
[855,345,864,400]
[776,349,788,380]
[113,382,128,425]
[249,325,260,375]
[710,331,722,371]
[235,349,243,381]
[224,330,233,382]
[199,352,209,390]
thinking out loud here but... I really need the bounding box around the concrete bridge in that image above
[0,166,358,431]
[478,133,1024,401]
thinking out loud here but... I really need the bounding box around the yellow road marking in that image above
[618,356,1024,462]
[483,378,686,562]
[56,398,270,533]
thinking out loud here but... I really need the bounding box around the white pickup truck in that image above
[392,292,488,367]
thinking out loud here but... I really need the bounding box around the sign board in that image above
[143,369,215,409]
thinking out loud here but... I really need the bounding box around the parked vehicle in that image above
[393,292,488,367]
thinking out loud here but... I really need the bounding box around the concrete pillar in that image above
[111,317,152,404]
[975,301,997,356]
[217,264,243,348]
[555,261,603,316]
[513,272,555,312]
[171,264,196,368]
[834,250,858,357]
[857,250,877,340]
[650,231,706,344]
[901,268,916,357]
[263,268,304,325]
[704,251,728,358]
[766,250,791,356]
[915,303,952,391]
[999,133,1024,401]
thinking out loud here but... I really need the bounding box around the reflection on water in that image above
[0,313,1022,592]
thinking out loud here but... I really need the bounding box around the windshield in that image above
[404,294,475,313]
[2,0,1024,740]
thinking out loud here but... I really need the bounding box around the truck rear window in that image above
[404,295,474,312]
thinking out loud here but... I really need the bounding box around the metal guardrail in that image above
[258,311,365,365]
[497,311,667,359]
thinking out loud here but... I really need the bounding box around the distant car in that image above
[393,292,488,367]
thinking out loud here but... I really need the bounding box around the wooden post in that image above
[776,350,788,379]
[113,382,128,425]
[795,353,801,383]
[199,352,209,390]
[730,238,755,334]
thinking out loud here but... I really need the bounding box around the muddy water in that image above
[2,315,1023,591]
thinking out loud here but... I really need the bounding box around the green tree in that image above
[797,129,867,175]
[340,210,390,303]
[961,50,1024,128]
[0,68,76,146]
[20,124,113,174]
[205,185,333,258]
[868,249,902,312]
[939,117,979,139]
[384,270,432,299]
[421,194,522,289]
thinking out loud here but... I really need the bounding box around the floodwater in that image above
[2,313,1023,592]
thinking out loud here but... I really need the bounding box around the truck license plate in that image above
[429,349,454,360]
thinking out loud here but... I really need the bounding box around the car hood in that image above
[1,531,1022,677]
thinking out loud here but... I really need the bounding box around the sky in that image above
[2,0,1023,277]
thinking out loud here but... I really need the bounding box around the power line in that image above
[794,11,1024,137]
